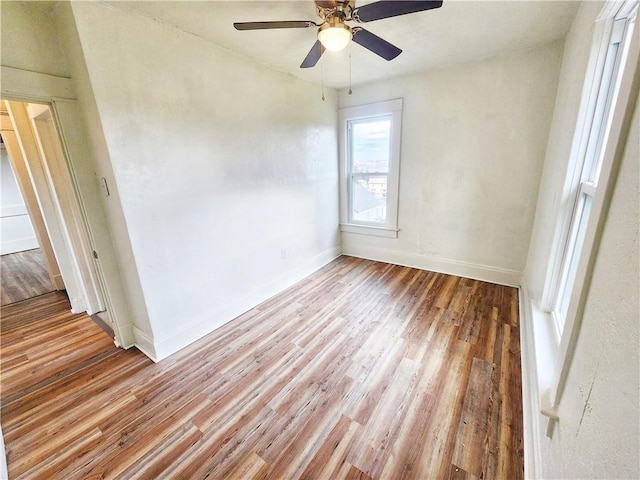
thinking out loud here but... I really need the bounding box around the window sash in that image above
[549,14,631,336]
[347,116,393,226]
[554,190,594,334]
[348,172,389,225]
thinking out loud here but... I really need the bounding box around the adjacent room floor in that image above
[0,256,524,479]
[1,249,54,306]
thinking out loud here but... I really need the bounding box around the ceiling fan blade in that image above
[352,28,402,61]
[353,1,443,23]
[300,40,326,68]
[234,21,317,31]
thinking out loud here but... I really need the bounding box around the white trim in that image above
[520,280,569,478]
[341,244,521,286]
[339,98,403,119]
[580,181,597,197]
[27,105,106,315]
[518,285,541,480]
[150,246,342,361]
[0,66,75,102]
[132,325,158,362]
[0,425,7,480]
[540,16,612,310]
[340,223,399,238]
[51,273,64,291]
[598,0,638,21]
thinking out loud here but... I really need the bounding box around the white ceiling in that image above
[106,0,581,89]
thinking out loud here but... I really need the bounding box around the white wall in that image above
[0,1,70,78]
[542,90,639,480]
[521,2,640,478]
[524,1,605,300]
[68,2,340,360]
[337,41,564,285]
[0,144,38,254]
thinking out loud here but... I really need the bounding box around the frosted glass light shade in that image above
[318,23,351,51]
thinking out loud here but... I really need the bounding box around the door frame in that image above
[1,66,130,348]
[0,116,63,289]
[4,100,99,314]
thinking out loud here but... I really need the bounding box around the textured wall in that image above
[338,41,563,282]
[543,91,639,479]
[521,1,640,476]
[0,2,70,77]
[68,2,340,359]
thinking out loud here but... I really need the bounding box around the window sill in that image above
[529,301,561,421]
[340,223,399,238]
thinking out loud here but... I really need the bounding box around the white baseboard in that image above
[519,280,562,479]
[151,246,342,362]
[1,237,39,255]
[0,424,7,480]
[69,295,87,315]
[132,325,159,362]
[341,244,522,287]
[51,273,65,291]
[519,284,542,479]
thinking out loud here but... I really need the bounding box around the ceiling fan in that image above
[234,0,443,68]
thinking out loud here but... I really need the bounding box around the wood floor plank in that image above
[0,256,524,479]
[452,357,495,476]
[1,249,54,306]
[448,464,481,480]
[299,415,360,480]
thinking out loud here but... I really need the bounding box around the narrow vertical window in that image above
[339,99,402,238]
[551,14,634,335]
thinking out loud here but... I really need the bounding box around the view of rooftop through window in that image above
[349,117,391,224]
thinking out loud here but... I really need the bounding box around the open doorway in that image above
[0,59,135,353]
[1,101,64,306]
[0,99,113,334]
[1,138,58,305]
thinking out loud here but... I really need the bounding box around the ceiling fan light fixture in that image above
[318,19,352,51]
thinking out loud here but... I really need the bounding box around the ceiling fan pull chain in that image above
[321,56,325,101]
[348,41,353,95]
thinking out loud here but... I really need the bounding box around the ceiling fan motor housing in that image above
[316,0,356,22]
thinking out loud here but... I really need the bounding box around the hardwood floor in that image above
[0,256,524,479]
[1,249,54,306]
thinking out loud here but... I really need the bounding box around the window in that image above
[549,12,635,336]
[339,99,402,238]
[535,0,638,422]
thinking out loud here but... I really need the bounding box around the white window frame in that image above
[540,0,638,420]
[338,99,402,238]
[550,15,630,337]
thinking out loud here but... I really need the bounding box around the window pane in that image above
[351,118,391,174]
[351,174,387,224]
[557,193,593,329]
